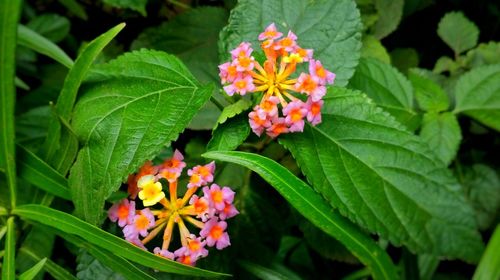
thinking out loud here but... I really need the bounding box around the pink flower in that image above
[249,110,271,136]
[258,23,283,41]
[218,62,239,84]
[154,247,174,260]
[306,97,323,125]
[219,202,239,220]
[309,59,335,85]
[123,208,155,239]
[230,42,253,59]
[296,47,314,62]
[108,199,135,227]
[256,96,279,119]
[186,235,209,260]
[200,218,231,250]
[187,162,216,189]
[158,149,186,182]
[266,117,289,138]
[223,75,255,96]
[283,100,307,132]
[203,184,235,211]
[126,236,147,250]
[295,73,326,102]
[274,31,298,52]
[235,55,255,72]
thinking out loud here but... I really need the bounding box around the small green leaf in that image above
[390,48,419,75]
[2,217,16,280]
[409,69,449,112]
[437,11,479,55]
[27,14,70,43]
[453,64,500,131]
[219,0,362,87]
[16,225,55,280]
[70,49,213,225]
[17,144,71,200]
[17,25,74,69]
[57,0,88,20]
[207,114,250,152]
[361,35,391,64]
[0,0,21,210]
[15,76,30,90]
[372,0,404,39]
[215,99,252,129]
[420,112,461,165]
[463,164,500,230]
[433,56,460,74]
[348,57,419,130]
[18,258,47,280]
[280,87,484,262]
[203,151,398,280]
[239,260,301,280]
[19,247,77,280]
[473,225,500,280]
[465,41,500,68]
[13,205,228,277]
[102,0,147,16]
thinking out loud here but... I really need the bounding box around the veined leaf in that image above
[372,0,404,39]
[17,25,73,69]
[280,87,484,262]
[13,205,228,277]
[203,151,398,280]
[70,49,213,225]
[419,112,461,165]
[2,217,16,280]
[473,225,500,280]
[18,258,47,280]
[219,0,362,87]
[207,114,250,152]
[437,11,479,55]
[0,0,21,210]
[409,69,449,112]
[453,64,500,131]
[349,57,419,130]
[17,144,71,200]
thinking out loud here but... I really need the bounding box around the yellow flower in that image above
[137,175,165,206]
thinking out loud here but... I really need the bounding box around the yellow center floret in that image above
[138,175,165,207]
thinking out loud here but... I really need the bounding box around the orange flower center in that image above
[212,190,223,203]
[316,66,326,78]
[210,225,223,239]
[117,204,129,220]
[135,215,150,230]
[290,109,303,122]
[311,102,321,115]
[194,199,208,214]
[272,123,287,134]
[235,79,248,90]
[188,240,201,251]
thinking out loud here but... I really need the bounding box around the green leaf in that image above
[16,225,55,280]
[207,114,250,152]
[453,64,500,131]
[219,0,362,87]
[390,48,419,75]
[13,205,227,277]
[348,57,419,130]
[465,42,500,68]
[215,99,252,129]
[19,247,77,280]
[77,250,126,280]
[419,112,461,165]
[2,217,16,280]
[27,14,70,43]
[279,87,484,262]
[473,225,500,280]
[437,11,479,55]
[17,144,71,200]
[18,258,47,280]
[16,106,50,149]
[361,35,391,64]
[17,25,74,69]
[433,56,460,74]
[102,0,147,16]
[239,260,301,280]
[409,69,449,112]
[372,0,404,39]
[57,0,88,20]
[418,254,440,280]
[203,151,398,280]
[15,76,30,90]
[463,164,500,230]
[0,0,21,210]
[70,49,213,225]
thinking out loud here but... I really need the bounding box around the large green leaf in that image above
[453,64,500,131]
[473,225,500,280]
[280,87,484,262]
[203,151,398,280]
[348,57,418,130]
[437,11,479,55]
[0,0,21,209]
[69,49,213,225]
[2,217,16,280]
[13,205,228,277]
[219,0,362,87]
[372,0,404,39]
[419,112,461,165]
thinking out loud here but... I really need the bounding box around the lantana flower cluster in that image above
[108,150,238,266]
[219,23,336,138]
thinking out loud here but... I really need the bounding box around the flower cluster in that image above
[219,23,335,138]
[108,150,238,266]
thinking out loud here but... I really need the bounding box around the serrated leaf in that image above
[69,49,213,225]
[203,151,398,280]
[348,57,419,130]
[372,0,404,39]
[453,64,500,131]
[207,114,250,152]
[13,205,227,277]
[215,99,252,129]
[390,48,419,75]
[409,69,449,112]
[437,11,479,55]
[280,87,484,262]
[219,0,362,87]
[463,164,500,230]
[361,35,391,64]
[420,112,461,165]
[27,13,70,43]
[465,41,500,68]
[102,0,147,16]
